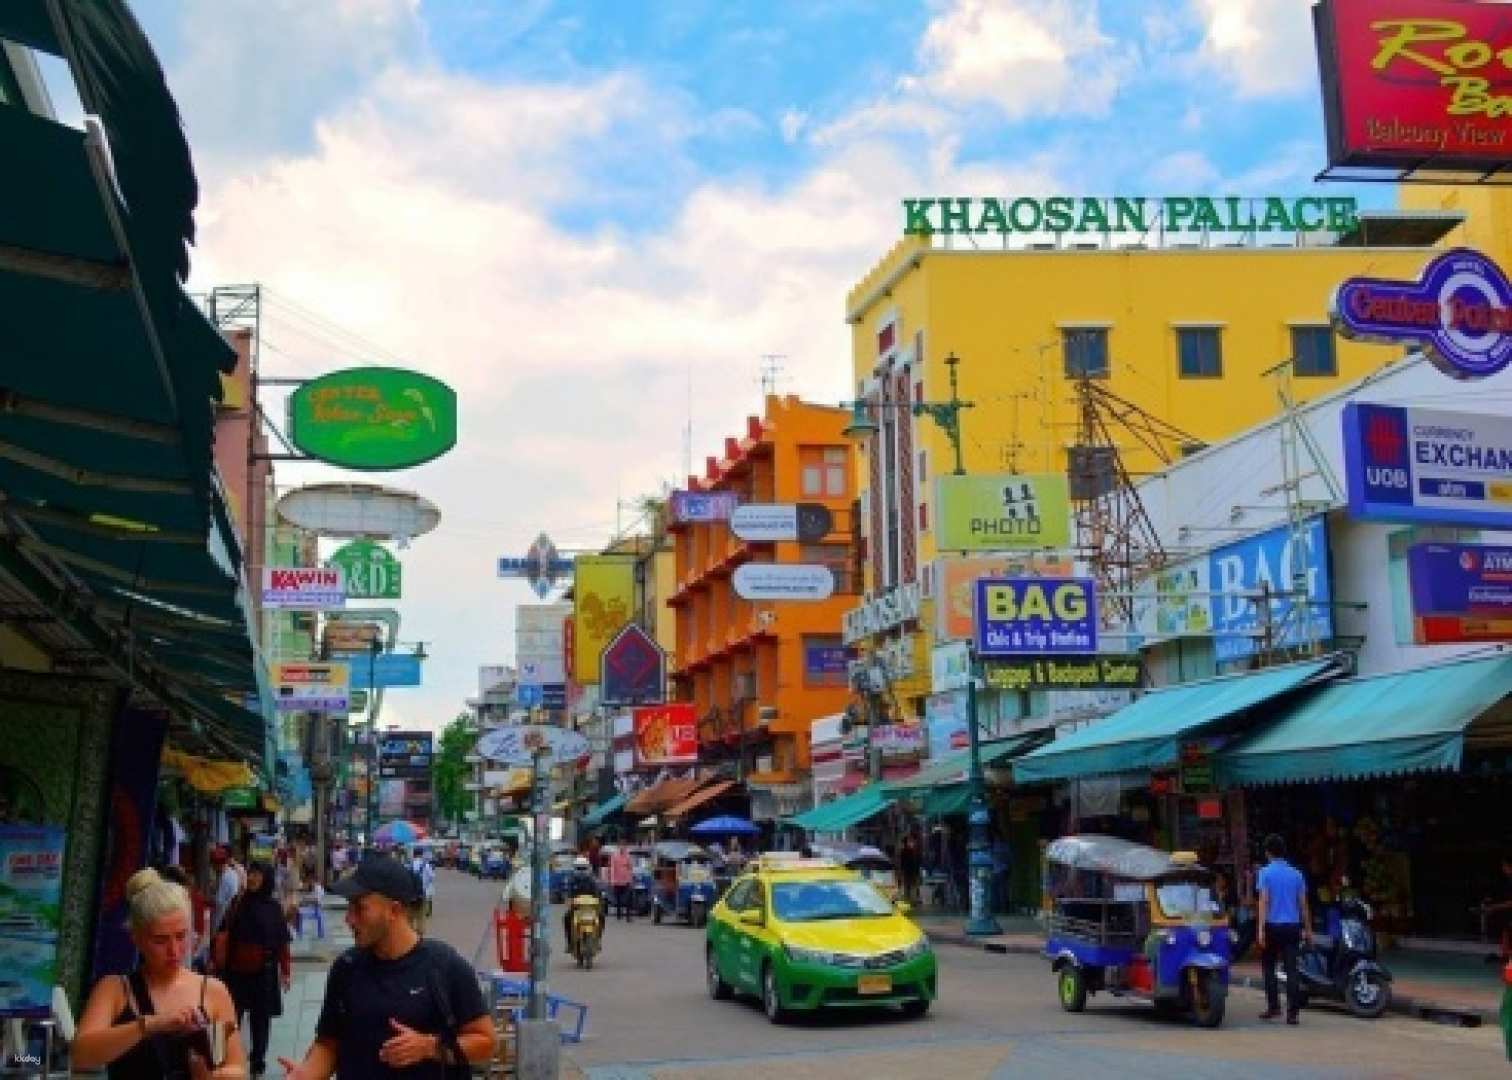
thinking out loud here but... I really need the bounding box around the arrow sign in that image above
[732,563,834,601]
[476,725,588,766]
[729,503,834,543]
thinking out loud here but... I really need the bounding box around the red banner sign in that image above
[632,703,698,767]
[1316,0,1512,170]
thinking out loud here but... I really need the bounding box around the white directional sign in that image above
[475,724,589,766]
[732,563,835,602]
[729,503,834,543]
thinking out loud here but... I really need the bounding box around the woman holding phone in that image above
[74,867,247,1079]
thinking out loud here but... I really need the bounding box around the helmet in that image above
[574,856,590,871]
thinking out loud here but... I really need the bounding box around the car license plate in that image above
[857,974,892,995]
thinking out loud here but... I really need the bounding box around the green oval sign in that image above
[288,367,457,470]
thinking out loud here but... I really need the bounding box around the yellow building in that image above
[843,191,1508,722]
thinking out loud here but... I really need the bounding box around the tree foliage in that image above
[432,712,476,824]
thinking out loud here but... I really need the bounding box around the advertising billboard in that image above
[1408,542,1512,643]
[936,474,1071,551]
[573,556,636,685]
[0,826,64,1019]
[934,552,1075,640]
[378,730,433,779]
[262,567,345,610]
[599,623,667,706]
[1315,0,1512,172]
[729,503,834,543]
[1343,403,1512,529]
[669,490,739,523]
[983,655,1143,692]
[288,367,457,470]
[332,652,423,689]
[327,539,402,599]
[272,662,350,712]
[1209,518,1333,662]
[973,577,1098,656]
[632,703,699,767]
[731,563,835,601]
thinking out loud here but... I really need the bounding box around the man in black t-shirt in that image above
[277,856,496,1078]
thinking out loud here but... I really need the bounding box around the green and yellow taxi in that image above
[705,854,936,1023]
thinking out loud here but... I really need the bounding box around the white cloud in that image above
[1192,0,1318,98]
[1145,149,1220,190]
[779,109,808,144]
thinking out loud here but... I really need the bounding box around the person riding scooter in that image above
[562,857,606,949]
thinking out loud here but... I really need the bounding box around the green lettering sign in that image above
[288,367,457,470]
[982,655,1144,691]
[328,539,402,599]
[901,196,1358,238]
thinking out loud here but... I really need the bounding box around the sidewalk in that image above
[266,896,354,1068]
[917,914,1503,1025]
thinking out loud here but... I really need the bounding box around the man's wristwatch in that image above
[137,1015,148,1039]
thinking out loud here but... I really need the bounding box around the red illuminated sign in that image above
[1316,0,1512,170]
[632,703,699,767]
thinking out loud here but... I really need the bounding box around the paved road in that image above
[425,867,1508,1079]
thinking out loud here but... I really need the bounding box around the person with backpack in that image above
[277,857,496,1078]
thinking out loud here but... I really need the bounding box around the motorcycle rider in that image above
[562,856,606,950]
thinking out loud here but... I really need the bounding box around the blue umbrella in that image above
[691,815,759,837]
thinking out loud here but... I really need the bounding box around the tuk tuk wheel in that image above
[1191,970,1226,1028]
[1346,970,1390,1019]
[1058,966,1087,1013]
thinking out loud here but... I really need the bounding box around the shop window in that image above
[1291,325,1337,377]
[1062,327,1110,378]
[1177,327,1222,378]
[824,447,848,496]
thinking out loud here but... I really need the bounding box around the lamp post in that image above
[366,637,380,844]
[843,352,997,934]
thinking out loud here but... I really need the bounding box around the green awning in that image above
[922,784,971,817]
[884,733,1048,796]
[789,785,894,833]
[1216,655,1512,788]
[581,791,629,828]
[1013,658,1339,785]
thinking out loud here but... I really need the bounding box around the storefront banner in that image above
[934,553,1074,641]
[573,556,636,684]
[261,567,345,610]
[0,826,65,1018]
[476,724,589,767]
[1210,517,1333,662]
[288,367,457,470]
[325,621,381,653]
[328,539,402,599]
[632,704,698,767]
[983,655,1143,691]
[272,662,350,712]
[936,474,1071,551]
[1315,0,1512,172]
[1408,542,1512,643]
[974,577,1098,656]
[669,490,739,523]
[804,642,850,687]
[1131,559,1212,639]
[1343,403,1512,529]
[870,723,925,759]
[729,503,833,543]
[926,692,969,757]
[1333,249,1512,381]
[843,583,921,644]
[931,640,971,693]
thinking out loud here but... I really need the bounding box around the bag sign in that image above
[973,577,1098,656]
[262,567,345,610]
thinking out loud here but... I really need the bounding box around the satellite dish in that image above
[276,482,441,541]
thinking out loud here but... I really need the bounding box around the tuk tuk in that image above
[628,846,655,916]
[548,845,579,903]
[1043,835,1231,1027]
[812,842,899,900]
[650,841,716,927]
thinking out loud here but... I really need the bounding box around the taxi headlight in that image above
[784,944,835,966]
[901,938,932,961]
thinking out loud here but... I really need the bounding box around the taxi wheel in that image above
[762,963,788,1024]
[707,947,732,1000]
[900,998,930,1019]
[1058,966,1087,1013]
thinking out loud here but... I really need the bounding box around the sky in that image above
[109,0,1389,732]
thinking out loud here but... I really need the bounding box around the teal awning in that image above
[884,733,1048,796]
[1013,659,1339,785]
[1216,655,1512,788]
[921,784,971,817]
[789,785,894,833]
[581,791,629,828]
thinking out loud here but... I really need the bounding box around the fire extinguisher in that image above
[495,907,529,973]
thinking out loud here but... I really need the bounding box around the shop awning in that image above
[1013,658,1340,785]
[921,784,971,817]
[624,776,702,816]
[788,784,894,833]
[667,779,736,819]
[580,791,629,828]
[1215,655,1512,788]
[884,733,1048,795]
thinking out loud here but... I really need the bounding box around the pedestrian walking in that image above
[607,843,633,921]
[411,848,436,933]
[208,847,239,942]
[214,861,291,1079]
[277,857,496,1078]
[1257,833,1313,1025]
[899,833,922,906]
[73,868,247,1078]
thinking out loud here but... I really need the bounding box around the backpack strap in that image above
[421,942,467,1074]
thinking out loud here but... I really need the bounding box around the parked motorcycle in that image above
[1288,894,1392,1018]
[570,895,603,970]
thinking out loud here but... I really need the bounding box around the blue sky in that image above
[118,0,1391,727]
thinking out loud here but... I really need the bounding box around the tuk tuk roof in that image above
[653,840,710,862]
[811,841,892,868]
[1044,835,1209,882]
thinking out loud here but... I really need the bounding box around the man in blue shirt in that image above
[1257,833,1312,1024]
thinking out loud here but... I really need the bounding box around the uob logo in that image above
[1359,405,1412,502]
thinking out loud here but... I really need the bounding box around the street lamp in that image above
[366,636,380,844]
[844,352,998,935]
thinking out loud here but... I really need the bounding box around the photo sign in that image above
[1333,249,1512,380]
[1408,542,1512,644]
[288,367,457,470]
[1342,403,1512,529]
[262,567,344,610]
[327,539,402,599]
[632,703,699,767]
[936,474,1071,551]
[973,577,1098,656]
[1315,0,1512,172]
[476,724,589,767]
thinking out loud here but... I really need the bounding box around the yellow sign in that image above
[936,474,1071,551]
[572,555,636,684]
[935,553,1074,641]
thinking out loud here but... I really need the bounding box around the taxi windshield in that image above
[772,880,894,922]
[1155,881,1216,919]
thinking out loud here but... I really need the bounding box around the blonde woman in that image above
[74,867,248,1079]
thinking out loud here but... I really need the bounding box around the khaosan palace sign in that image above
[902,196,1359,236]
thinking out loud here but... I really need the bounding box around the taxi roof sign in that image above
[754,855,840,873]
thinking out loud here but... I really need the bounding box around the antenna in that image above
[759,353,786,397]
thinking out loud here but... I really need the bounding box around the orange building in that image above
[668,395,855,821]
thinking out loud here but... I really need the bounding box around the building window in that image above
[1291,325,1337,377]
[824,447,848,496]
[801,544,852,593]
[1177,327,1222,378]
[801,446,849,497]
[1062,327,1109,378]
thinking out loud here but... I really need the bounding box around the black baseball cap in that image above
[330,856,419,904]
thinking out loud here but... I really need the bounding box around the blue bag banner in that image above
[1208,518,1332,662]
[973,577,1098,656]
[0,826,67,1018]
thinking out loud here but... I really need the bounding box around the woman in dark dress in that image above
[74,868,246,1078]
[218,860,292,1079]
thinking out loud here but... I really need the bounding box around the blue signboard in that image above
[541,683,567,709]
[0,826,65,1018]
[1343,402,1512,529]
[1208,518,1332,662]
[516,683,544,707]
[1407,542,1512,644]
[973,577,1097,657]
[804,643,849,686]
[599,624,666,706]
[331,651,423,688]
